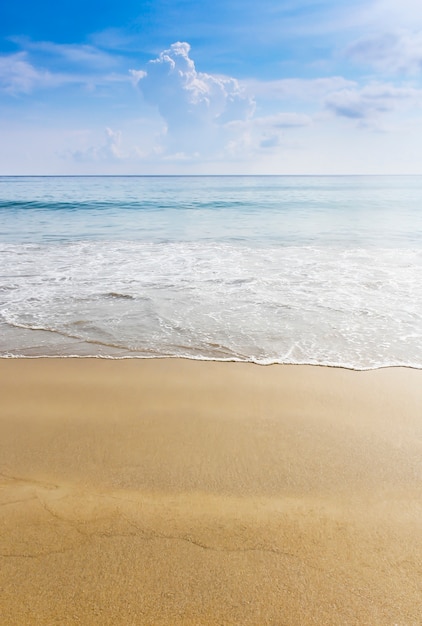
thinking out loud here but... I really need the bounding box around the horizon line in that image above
[1,173,421,178]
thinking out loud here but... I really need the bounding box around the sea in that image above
[1,175,421,369]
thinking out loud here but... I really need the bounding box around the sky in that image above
[1,0,422,174]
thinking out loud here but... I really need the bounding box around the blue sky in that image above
[1,0,422,174]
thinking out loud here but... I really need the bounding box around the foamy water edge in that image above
[2,352,422,371]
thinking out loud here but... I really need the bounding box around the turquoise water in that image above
[1,175,421,368]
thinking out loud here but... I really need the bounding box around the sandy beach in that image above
[1,358,421,625]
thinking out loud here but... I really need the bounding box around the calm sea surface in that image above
[1,175,421,368]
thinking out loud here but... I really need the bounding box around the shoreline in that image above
[1,353,422,372]
[1,358,422,624]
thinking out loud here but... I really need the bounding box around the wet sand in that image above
[1,358,422,625]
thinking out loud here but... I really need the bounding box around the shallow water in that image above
[1,175,421,368]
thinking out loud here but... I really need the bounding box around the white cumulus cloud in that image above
[130,42,255,155]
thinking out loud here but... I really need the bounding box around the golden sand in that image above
[1,358,421,625]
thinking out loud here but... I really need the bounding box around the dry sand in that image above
[1,358,422,625]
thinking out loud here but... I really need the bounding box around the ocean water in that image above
[1,175,421,369]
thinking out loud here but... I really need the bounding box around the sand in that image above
[1,358,422,625]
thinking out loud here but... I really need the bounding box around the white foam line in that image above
[0,353,421,371]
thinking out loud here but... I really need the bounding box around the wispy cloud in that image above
[243,77,357,102]
[0,46,131,96]
[89,28,141,52]
[346,29,422,74]
[361,0,422,31]
[223,111,312,156]
[20,39,120,69]
[67,127,126,162]
[254,112,312,128]
[9,37,122,71]
[325,82,422,125]
[0,52,58,94]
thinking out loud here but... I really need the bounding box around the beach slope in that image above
[1,358,421,625]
